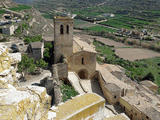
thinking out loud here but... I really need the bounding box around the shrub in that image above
[24,35,42,44]
[44,43,53,64]
[18,55,36,74]
[36,59,48,69]
[61,83,78,102]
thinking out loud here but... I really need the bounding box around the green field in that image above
[84,26,117,33]
[0,9,5,14]
[94,40,160,93]
[74,19,116,33]
[73,6,113,18]
[9,5,32,11]
[100,15,150,29]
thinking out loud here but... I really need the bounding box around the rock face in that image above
[0,44,51,120]
[0,45,21,88]
[0,85,51,120]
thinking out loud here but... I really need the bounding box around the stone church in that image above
[53,16,97,79]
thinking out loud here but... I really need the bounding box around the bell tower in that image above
[54,16,73,63]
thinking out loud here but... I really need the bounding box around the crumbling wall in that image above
[52,62,68,79]
[119,97,142,120]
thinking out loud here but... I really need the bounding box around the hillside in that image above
[32,0,160,13]
[30,0,160,31]
[0,0,16,7]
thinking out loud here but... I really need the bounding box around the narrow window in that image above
[67,25,69,34]
[82,57,84,65]
[60,25,64,34]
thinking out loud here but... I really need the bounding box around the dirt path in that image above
[19,70,52,87]
[75,30,160,61]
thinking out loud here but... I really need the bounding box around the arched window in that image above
[60,25,64,34]
[66,25,69,34]
[82,57,84,65]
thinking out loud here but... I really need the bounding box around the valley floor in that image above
[74,30,160,61]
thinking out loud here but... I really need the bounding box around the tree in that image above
[44,43,53,64]
[36,59,48,68]
[24,35,42,44]
[18,55,36,74]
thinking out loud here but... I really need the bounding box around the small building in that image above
[119,93,160,120]
[28,41,44,60]
[0,25,15,35]
[96,64,135,104]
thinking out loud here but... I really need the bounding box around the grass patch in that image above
[0,9,5,14]
[9,5,31,11]
[15,23,29,36]
[93,40,160,93]
[73,6,113,19]
[61,83,79,102]
[42,13,53,19]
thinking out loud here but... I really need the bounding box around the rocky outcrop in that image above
[0,45,21,88]
[0,85,51,120]
[0,44,51,120]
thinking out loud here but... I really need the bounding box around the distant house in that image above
[0,24,15,35]
[28,41,44,60]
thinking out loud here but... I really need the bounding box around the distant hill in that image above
[12,0,160,15]
[33,0,160,11]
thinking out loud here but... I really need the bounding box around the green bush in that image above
[15,23,29,36]
[61,83,79,102]
[18,55,36,73]
[44,43,53,64]
[24,35,42,44]
[36,59,48,69]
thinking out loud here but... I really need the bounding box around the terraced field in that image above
[100,15,150,29]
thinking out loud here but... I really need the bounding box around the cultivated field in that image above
[115,48,160,61]
[75,30,160,61]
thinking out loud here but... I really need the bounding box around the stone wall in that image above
[68,51,96,79]
[52,62,68,79]
[119,97,142,120]
[97,72,121,104]
[49,93,105,120]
